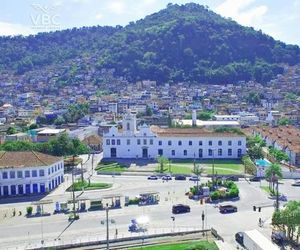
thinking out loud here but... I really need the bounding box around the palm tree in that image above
[192,165,203,193]
[265,163,282,193]
[157,156,169,173]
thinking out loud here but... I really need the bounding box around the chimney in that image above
[192,110,197,127]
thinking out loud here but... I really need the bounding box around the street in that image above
[0,155,299,249]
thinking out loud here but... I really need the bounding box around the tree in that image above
[192,165,203,193]
[6,127,17,135]
[157,156,169,173]
[265,163,282,193]
[272,201,300,243]
[278,118,292,126]
[29,123,38,130]
[248,145,264,160]
[145,105,153,116]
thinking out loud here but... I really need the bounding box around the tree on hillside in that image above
[6,127,17,135]
[265,163,282,193]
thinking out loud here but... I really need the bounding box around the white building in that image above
[0,151,64,196]
[103,112,246,159]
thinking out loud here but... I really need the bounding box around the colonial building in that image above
[0,151,64,196]
[103,112,246,159]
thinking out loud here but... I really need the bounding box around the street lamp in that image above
[71,154,78,219]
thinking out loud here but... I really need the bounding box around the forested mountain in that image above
[1,3,299,84]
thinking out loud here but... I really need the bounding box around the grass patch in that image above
[157,160,244,175]
[129,240,219,250]
[96,162,128,173]
[67,180,112,191]
[260,185,280,196]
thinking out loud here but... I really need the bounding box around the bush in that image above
[128,198,140,205]
[242,155,257,175]
[26,206,33,215]
[210,191,220,200]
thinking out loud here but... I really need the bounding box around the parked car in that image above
[249,176,262,182]
[172,204,191,214]
[271,231,286,245]
[189,176,200,181]
[175,175,186,180]
[225,176,239,181]
[219,204,238,213]
[147,175,158,180]
[292,180,300,186]
[162,175,172,181]
[268,194,287,201]
[235,232,244,245]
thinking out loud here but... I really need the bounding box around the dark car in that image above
[225,176,239,181]
[147,175,158,180]
[175,175,186,180]
[162,175,172,181]
[219,204,238,213]
[271,232,286,245]
[172,204,191,214]
[189,176,200,181]
[235,232,244,245]
[250,176,262,182]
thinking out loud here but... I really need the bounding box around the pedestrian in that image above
[259,217,262,227]
[115,228,118,238]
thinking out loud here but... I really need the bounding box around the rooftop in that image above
[150,126,244,137]
[254,126,300,153]
[0,151,62,169]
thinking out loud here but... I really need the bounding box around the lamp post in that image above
[71,155,78,218]
[212,149,215,186]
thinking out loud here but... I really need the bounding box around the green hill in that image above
[0,3,299,84]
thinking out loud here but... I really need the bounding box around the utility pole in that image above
[106,204,109,250]
[212,150,215,186]
[72,155,77,218]
[80,162,84,183]
[276,179,279,211]
[201,211,205,232]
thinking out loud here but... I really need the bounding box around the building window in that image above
[127,139,130,145]
[238,149,242,157]
[2,172,8,179]
[158,149,163,156]
[172,150,175,156]
[209,141,212,146]
[25,170,30,178]
[117,139,120,145]
[228,149,232,156]
[144,133,146,137]
[137,139,141,145]
[106,139,110,145]
[112,139,115,145]
[150,139,153,145]
[208,149,213,156]
[168,140,172,146]
[184,150,187,156]
[199,141,202,146]
[218,149,222,156]
[32,170,37,177]
[238,140,242,146]
[228,141,232,146]
[143,139,147,145]
[10,171,15,179]
[55,165,57,172]
[17,171,23,178]
[199,149,203,158]
[189,141,192,146]
[218,140,222,146]
[127,123,130,131]
[39,169,45,177]
[158,141,162,146]
[178,141,182,146]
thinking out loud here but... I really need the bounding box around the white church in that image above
[103,112,246,159]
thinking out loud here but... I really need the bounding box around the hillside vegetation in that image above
[0,3,299,84]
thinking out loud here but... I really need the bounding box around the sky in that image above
[1,0,300,45]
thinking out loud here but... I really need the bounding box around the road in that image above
[0,156,299,249]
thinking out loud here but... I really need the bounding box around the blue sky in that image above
[1,0,300,45]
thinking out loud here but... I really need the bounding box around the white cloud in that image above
[0,21,33,36]
[107,1,126,15]
[215,0,268,27]
[95,13,103,20]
